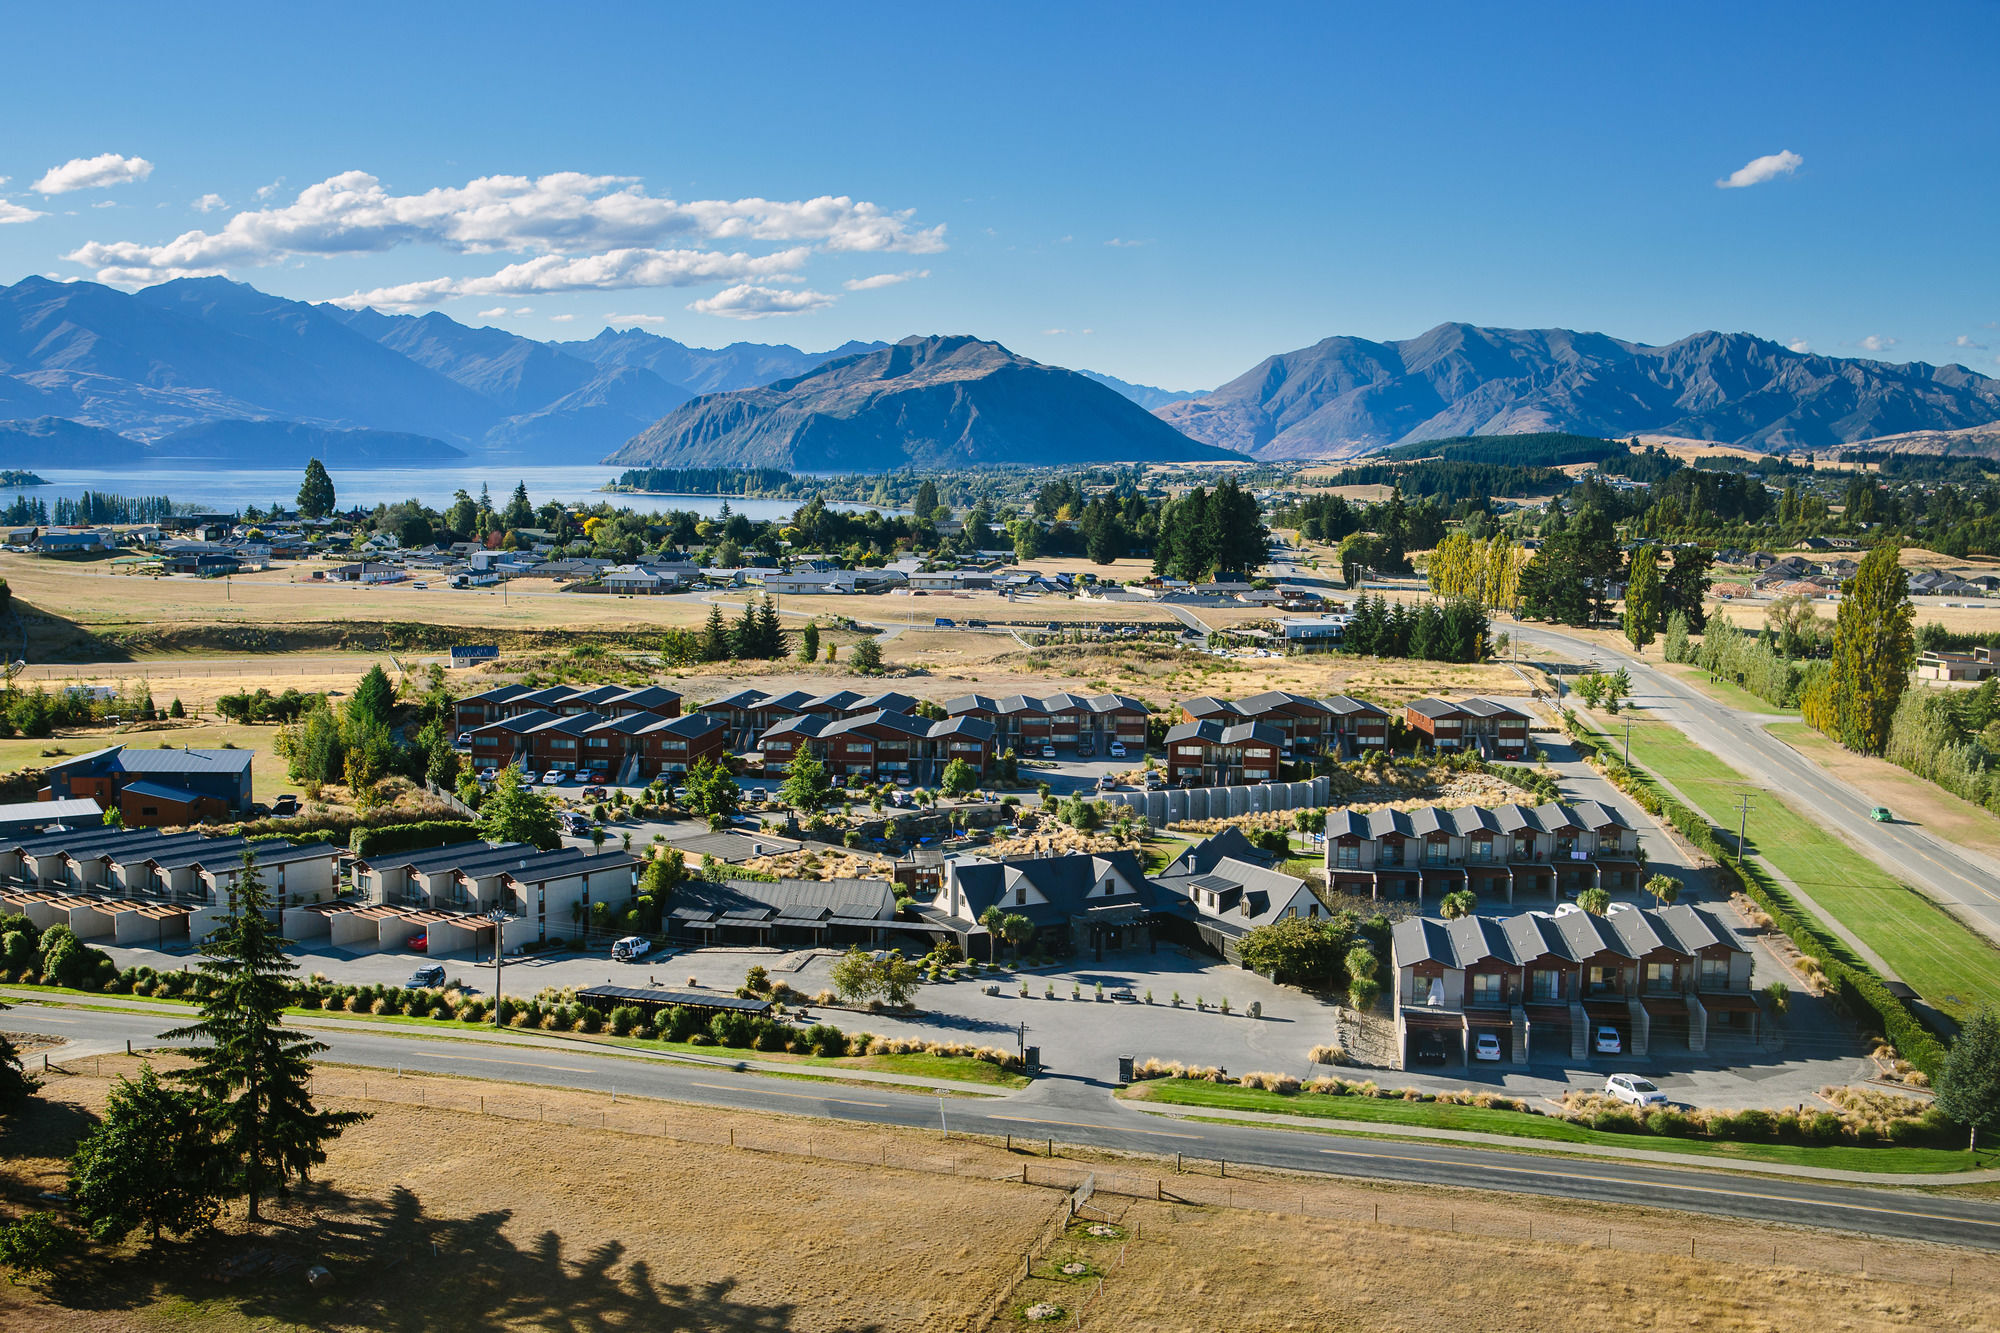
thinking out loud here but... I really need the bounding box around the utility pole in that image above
[488,907,513,1022]
[1733,794,1755,865]
[1623,719,1631,768]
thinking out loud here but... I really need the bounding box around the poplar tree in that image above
[1829,543,1914,754]
[799,620,820,663]
[164,853,365,1223]
[1623,543,1662,650]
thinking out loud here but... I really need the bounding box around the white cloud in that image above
[1858,334,1898,353]
[475,306,510,318]
[548,314,575,322]
[688,284,834,319]
[1955,335,1988,350]
[194,193,227,213]
[90,200,118,209]
[34,153,154,195]
[1105,237,1149,247]
[1715,149,1803,190]
[513,306,532,315]
[330,245,811,309]
[255,179,284,200]
[0,201,47,225]
[1786,338,1811,353]
[65,170,945,286]
[605,312,666,325]
[842,268,928,291]
[1043,328,1070,336]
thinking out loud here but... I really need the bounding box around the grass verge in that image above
[1124,1079,1999,1174]
[1618,716,2000,1017]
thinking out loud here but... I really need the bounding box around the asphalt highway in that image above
[21,1001,2000,1251]
[1503,620,2000,953]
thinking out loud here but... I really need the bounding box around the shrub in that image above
[1238,1071,1300,1094]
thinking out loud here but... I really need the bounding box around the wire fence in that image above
[49,1057,1987,1310]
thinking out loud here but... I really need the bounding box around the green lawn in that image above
[1127,1078,1998,1174]
[1618,717,2000,1017]
[1660,662,1800,718]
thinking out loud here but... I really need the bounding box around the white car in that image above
[542,770,566,785]
[1108,741,1128,759]
[1605,1074,1667,1107]
[477,767,498,782]
[1040,744,1057,759]
[1594,1024,1623,1055]
[1472,1032,1503,1062]
[611,935,652,962]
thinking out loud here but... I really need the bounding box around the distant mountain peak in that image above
[1159,324,2000,458]
[605,334,1239,472]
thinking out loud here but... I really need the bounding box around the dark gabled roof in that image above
[1178,695,1238,719]
[803,690,862,713]
[355,840,532,877]
[471,708,562,735]
[462,684,532,706]
[1083,692,1147,715]
[497,848,640,884]
[1234,690,1330,716]
[1164,826,1273,877]
[944,693,997,716]
[850,691,917,715]
[513,686,580,708]
[927,715,996,741]
[702,689,769,712]
[822,709,930,739]
[582,711,659,737]
[1393,904,1745,970]
[47,745,254,776]
[118,780,205,806]
[637,713,724,740]
[520,712,603,738]
[1319,694,1388,718]
[761,690,817,713]
[946,849,1151,927]
[1162,718,1283,748]
[759,714,828,740]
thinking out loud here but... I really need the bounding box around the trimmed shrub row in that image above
[348,819,481,858]
[1558,1087,1950,1147]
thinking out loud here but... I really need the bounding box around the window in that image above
[1698,956,1731,990]
[1532,970,1561,1001]
[1335,844,1358,869]
[1470,837,1493,862]
[1175,745,1204,757]
[1379,840,1403,867]
[1586,965,1617,995]
[1424,839,1448,865]
[1645,962,1675,994]
[1471,972,1503,1006]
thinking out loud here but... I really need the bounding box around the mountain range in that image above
[1157,323,2000,459]
[605,335,1239,471]
[0,275,896,466]
[1,272,1997,472]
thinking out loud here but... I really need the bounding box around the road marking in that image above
[689,1080,888,1108]
[990,1114,1201,1140]
[1315,1147,2000,1227]
[441,1054,594,1074]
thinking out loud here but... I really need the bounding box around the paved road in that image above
[1504,621,2000,953]
[17,999,2000,1250]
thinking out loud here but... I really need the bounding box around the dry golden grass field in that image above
[2,1056,1995,1332]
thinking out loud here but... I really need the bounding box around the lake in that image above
[8,466,893,520]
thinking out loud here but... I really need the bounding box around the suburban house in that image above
[661,876,902,949]
[1391,904,1756,1067]
[1177,691,1388,756]
[1324,800,1640,903]
[944,692,1148,755]
[756,709,996,782]
[1403,697,1533,757]
[1917,647,2000,683]
[933,848,1154,960]
[41,745,254,825]
[697,688,918,752]
[1162,718,1283,787]
[1150,827,1323,962]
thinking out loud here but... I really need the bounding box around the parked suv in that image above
[407,964,446,989]
[1605,1074,1667,1107]
[611,935,652,962]
[1594,1025,1623,1055]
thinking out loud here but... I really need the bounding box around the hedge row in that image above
[1568,718,1947,1075]
[349,819,482,858]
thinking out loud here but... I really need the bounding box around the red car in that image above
[408,932,428,953]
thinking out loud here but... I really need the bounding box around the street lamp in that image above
[486,907,513,1023]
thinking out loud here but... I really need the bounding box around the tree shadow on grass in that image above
[38,1181,869,1333]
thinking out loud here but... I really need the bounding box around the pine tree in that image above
[296,459,336,519]
[1828,543,1914,754]
[1936,1005,2000,1151]
[732,599,760,658]
[164,853,365,1223]
[799,620,820,663]
[701,603,731,662]
[913,479,940,520]
[755,596,784,658]
[348,663,395,730]
[1623,543,1662,650]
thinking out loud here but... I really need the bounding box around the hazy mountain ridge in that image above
[606,335,1241,471]
[1158,323,2000,459]
[1079,370,1204,411]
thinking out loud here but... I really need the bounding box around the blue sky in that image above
[2,1,1994,390]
